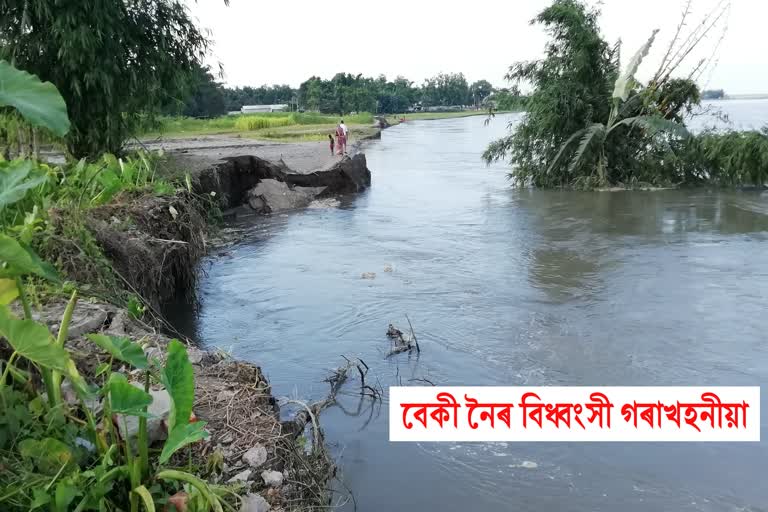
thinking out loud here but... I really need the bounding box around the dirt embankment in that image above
[28,300,332,512]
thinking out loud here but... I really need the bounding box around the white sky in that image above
[187,0,767,95]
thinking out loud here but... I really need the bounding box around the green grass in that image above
[146,112,375,141]
[145,110,519,142]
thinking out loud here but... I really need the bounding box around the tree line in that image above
[172,69,527,118]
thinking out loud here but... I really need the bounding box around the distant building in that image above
[241,104,289,114]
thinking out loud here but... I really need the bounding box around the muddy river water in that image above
[169,105,768,511]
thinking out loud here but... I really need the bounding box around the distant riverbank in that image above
[141,109,515,144]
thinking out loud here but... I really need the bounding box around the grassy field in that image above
[143,109,517,142]
[144,112,376,141]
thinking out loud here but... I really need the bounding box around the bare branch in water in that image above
[408,377,436,386]
[406,314,421,353]
[281,357,381,442]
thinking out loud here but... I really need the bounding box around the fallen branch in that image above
[281,357,379,442]
[281,399,321,452]
[385,316,421,357]
[405,314,420,353]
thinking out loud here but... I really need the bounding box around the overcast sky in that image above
[187,0,766,95]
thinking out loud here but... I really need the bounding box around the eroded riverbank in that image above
[167,114,768,512]
[26,138,376,511]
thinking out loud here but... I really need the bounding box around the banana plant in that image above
[547,30,690,185]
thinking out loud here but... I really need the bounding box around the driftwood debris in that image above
[386,316,421,357]
[281,357,381,445]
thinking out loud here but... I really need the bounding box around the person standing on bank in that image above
[335,121,347,156]
[328,133,335,155]
[340,119,349,154]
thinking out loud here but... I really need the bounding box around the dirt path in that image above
[142,134,365,176]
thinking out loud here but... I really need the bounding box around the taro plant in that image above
[0,59,71,139]
[84,334,220,512]
[1,60,222,511]
[0,276,222,510]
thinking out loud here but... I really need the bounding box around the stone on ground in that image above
[247,180,326,213]
[242,444,268,468]
[228,469,253,483]
[261,469,284,487]
[240,493,270,512]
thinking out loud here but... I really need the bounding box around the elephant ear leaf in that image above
[109,373,153,417]
[0,160,49,209]
[0,234,59,282]
[0,278,19,305]
[161,340,195,432]
[0,306,68,371]
[87,334,148,369]
[0,60,70,136]
[159,421,208,464]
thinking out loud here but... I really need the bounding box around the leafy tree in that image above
[0,0,210,158]
[172,65,227,118]
[485,0,735,189]
[469,80,494,106]
[297,73,416,114]
[223,84,295,111]
[422,73,470,107]
[483,0,618,187]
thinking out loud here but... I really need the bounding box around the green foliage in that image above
[671,129,768,186]
[59,152,175,207]
[108,373,153,416]
[133,485,157,512]
[0,234,59,282]
[0,52,221,511]
[0,305,68,372]
[1,292,217,510]
[484,0,729,189]
[484,0,617,187]
[158,340,208,464]
[168,64,227,119]
[127,296,147,320]
[0,161,48,210]
[469,80,494,106]
[0,278,18,304]
[156,470,223,512]
[0,150,174,302]
[0,0,211,157]
[87,334,148,370]
[0,60,70,137]
[612,30,658,102]
[18,437,74,475]
[159,421,208,465]
[421,72,470,107]
[162,340,195,434]
[298,73,419,114]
